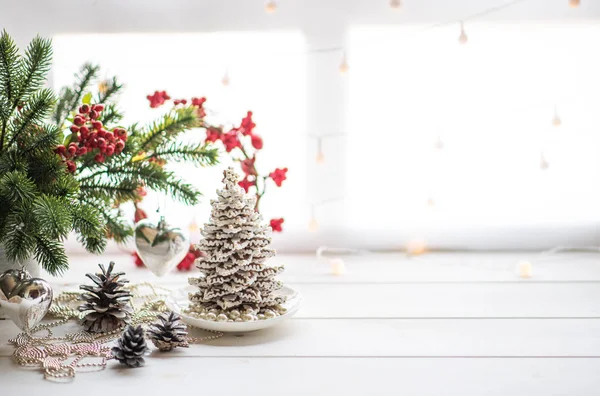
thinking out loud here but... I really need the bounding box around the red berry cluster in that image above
[147,91,171,108]
[55,103,127,172]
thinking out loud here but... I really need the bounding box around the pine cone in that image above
[112,325,149,367]
[78,262,133,333]
[148,311,189,351]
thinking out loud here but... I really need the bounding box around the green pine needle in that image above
[32,195,72,240]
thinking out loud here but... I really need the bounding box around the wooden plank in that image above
[0,357,599,395]
[2,318,600,357]
[291,283,600,318]
[49,252,600,285]
[44,282,600,319]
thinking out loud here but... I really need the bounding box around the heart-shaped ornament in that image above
[134,216,190,277]
[0,269,53,332]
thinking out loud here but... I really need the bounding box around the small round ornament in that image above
[134,216,190,277]
[0,269,53,332]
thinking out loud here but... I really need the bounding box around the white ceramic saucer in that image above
[165,285,302,332]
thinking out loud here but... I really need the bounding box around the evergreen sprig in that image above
[0,32,97,275]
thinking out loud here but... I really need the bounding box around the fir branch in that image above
[98,103,123,126]
[0,170,37,205]
[52,63,99,128]
[32,195,72,240]
[2,210,36,263]
[80,179,141,203]
[8,88,56,147]
[137,107,201,153]
[147,142,219,167]
[71,203,106,254]
[18,123,61,154]
[33,234,69,276]
[15,36,52,108]
[96,76,123,104]
[81,162,200,205]
[0,149,27,174]
[86,201,132,243]
[0,30,20,150]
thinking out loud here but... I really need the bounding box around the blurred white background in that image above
[1,0,599,251]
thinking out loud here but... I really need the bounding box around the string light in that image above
[569,0,580,7]
[517,260,533,278]
[98,80,108,95]
[339,52,349,74]
[315,137,325,164]
[427,196,435,207]
[406,239,427,256]
[389,0,402,9]
[458,21,468,44]
[552,106,561,127]
[329,258,346,275]
[308,217,319,232]
[221,70,230,86]
[540,152,549,170]
[264,1,277,13]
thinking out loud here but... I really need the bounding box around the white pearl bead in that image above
[241,313,254,321]
[257,313,265,320]
[264,309,276,319]
[234,318,243,322]
[229,309,240,318]
[217,313,228,322]
[206,313,217,321]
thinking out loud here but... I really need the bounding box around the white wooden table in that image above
[1,252,599,395]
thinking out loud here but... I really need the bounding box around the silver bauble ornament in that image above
[0,269,53,332]
[134,216,190,277]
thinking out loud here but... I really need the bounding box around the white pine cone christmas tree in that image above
[188,167,287,321]
[148,311,189,351]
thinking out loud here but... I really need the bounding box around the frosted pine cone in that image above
[148,311,189,352]
[112,325,149,367]
[78,262,133,333]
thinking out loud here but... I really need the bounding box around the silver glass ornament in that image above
[0,269,53,332]
[134,216,190,277]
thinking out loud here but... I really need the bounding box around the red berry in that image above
[79,104,90,113]
[94,154,105,163]
[91,120,103,130]
[180,99,187,105]
[89,110,99,119]
[80,125,89,134]
[104,131,114,141]
[115,140,125,152]
[67,145,77,155]
[55,145,66,154]
[97,137,106,147]
[73,116,84,126]
[77,147,87,155]
[174,100,180,105]
[97,128,106,138]
[66,160,76,173]
[105,145,115,156]
[93,104,105,112]
[70,125,79,133]
[251,135,263,150]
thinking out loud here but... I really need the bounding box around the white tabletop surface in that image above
[1,251,599,395]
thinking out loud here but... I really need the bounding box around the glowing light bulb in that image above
[427,197,435,207]
[390,0,402,9]
[308,217,319,232]
[265,1,277,13]
[98,80,108,94]
[517,260,533,278]
[569,0,580,7]
[339,52,349,74]
[540,152,549,170]
[316,151,325,164]
[458,21,468,45]
[221,70,230,87]
[434,136,444,150]
[552,106,561,127]
[265,1,277,14]
[407,239,427,256]
[330,258,346,275]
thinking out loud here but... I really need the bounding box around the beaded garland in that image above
[7,283,222,382]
